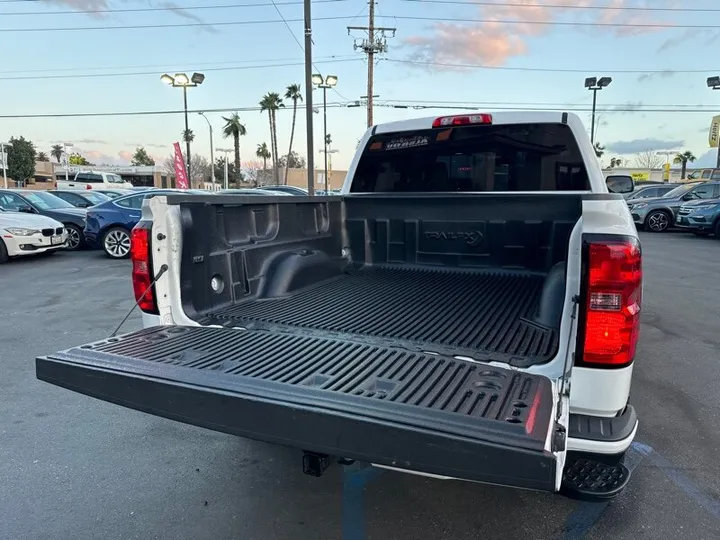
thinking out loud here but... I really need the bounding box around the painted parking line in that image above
[342,465,383,540]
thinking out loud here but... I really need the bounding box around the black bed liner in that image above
[37,325,558,490]
[202,266,557,364]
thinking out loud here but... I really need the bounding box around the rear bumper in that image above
[36,326,560,492]
[567,405,638,455]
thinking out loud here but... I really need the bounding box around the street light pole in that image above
[312,74,338,195]
[198,112,215,185]
[63,142,73,185]
[216,148,232,190]
[161,72,206,187]
[584,76,612,145]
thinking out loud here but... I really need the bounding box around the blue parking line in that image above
[562,442,650,540]
[342,465,383,540]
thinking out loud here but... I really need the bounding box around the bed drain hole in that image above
[513,401,528,408]
[506,418,522,424]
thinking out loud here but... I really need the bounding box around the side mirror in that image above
[18,205,36,214]
[77,202,90,208]
[606,174,634,194]
[682,193,695,201]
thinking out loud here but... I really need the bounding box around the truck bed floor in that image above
[204,267,558,364]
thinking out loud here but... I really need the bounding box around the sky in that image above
[1,0,719,171]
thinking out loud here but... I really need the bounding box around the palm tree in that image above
[256,142,271,186]
[594,142,605,158]
[283,84,302,185]
[37,151,49,162]
[222,112,247,184]
[50,144,63,163]
[259,92,284,184]
[182,129,195,144]
[673,150,696,180]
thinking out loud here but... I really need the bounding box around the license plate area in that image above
[51,235,63,245]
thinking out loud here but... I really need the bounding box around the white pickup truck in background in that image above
[37,111,641,500]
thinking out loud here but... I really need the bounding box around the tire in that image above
[645,210,671,232]
[715,220,720,238]
[64,224,84,251]
[0,239,8,264]
[102,227,131,259]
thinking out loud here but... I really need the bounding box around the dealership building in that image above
[53,165,174,188]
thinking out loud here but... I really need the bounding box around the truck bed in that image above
[175,192,581,367]
[202,266,557,364]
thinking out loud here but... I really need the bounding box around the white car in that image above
[56,171,134,191]
[0,208,68,263]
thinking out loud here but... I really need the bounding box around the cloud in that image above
[637,70,676,83]
[42,0,111,19]
[694,149,718,168]
[658,28,720,54]
[158,1,218,33]
[125,142,168,149]
[402,0,673,67]
[606,138,685,155]
[606,101,644,114]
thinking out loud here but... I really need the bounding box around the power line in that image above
[399,0,720,13]
[0,0,348,16]
[0,54,357,76]
[0,58,362,81]
[3,101,716,119]
[385,58,720,74]
[386,15,720,29]
[382,99,720,109]
[267,0,350,101]
[2,13,717,32]
[0,15,352,32]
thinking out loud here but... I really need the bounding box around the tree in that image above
[259,92,284,184]
[222,112,247,184]
[594,142,605,158]
[182,129,195,144]
[673,150,696,179]
[68,152,93,166]
[608,157,624,168]
[131,146,155,166]
[6,136,36,187]
[189,154,211,186]
[284,84,302,185]
[50,144,64,163]
[36,151,49,162]
[256,142,271,186]
[214,157,238,186]
[278,151,306,169]
[633,150,663,169]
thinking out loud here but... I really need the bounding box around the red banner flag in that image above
[173,142,189,190]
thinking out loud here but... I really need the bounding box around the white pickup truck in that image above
[37,112,641,500]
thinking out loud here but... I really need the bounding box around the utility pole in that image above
[304,0,315,195]
[348,0,395,128]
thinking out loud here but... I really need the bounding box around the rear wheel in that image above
[0,239,8,264]
[645,210,671,232]
[64,224,84,251]
[102,227,131,259]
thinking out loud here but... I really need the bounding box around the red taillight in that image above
[130,227,158,313]
[581,239,642,367]
[432,113,493,128]
[86,184,92,190]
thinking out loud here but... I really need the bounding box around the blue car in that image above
[85,189,207,258]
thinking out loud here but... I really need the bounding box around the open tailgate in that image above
[36,325,561,491]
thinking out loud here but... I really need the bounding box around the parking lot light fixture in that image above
[160,72,206,184]
[584,76,612,145]
[312,74,339,194]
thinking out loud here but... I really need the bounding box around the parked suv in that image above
[57,171,133,191]
[676,197,720,236]
[628,181,720,232]
[624,183,681,201]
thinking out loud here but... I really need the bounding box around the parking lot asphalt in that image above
[2,234,720,540]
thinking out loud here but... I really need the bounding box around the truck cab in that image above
[36,111,641,501]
